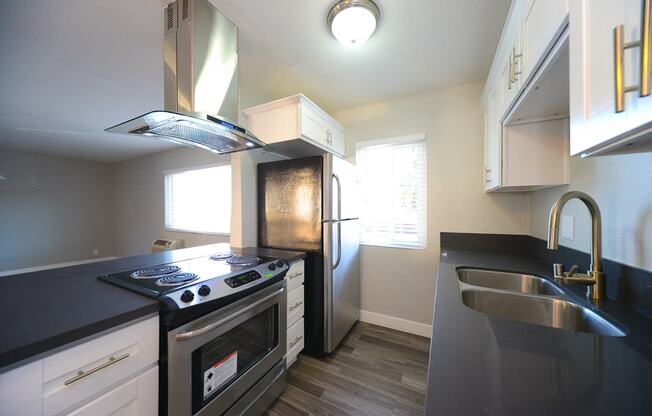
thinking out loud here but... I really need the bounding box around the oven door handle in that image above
[175,287,285,342]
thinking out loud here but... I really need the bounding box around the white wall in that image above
[0,148,115,271]
[529,152,652,271]
[334,82,530,326]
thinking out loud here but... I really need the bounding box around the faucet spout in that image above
[547,191,606,301]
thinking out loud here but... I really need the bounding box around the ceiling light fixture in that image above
[327,0,380,49]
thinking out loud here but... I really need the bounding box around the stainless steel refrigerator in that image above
[258,154,360,355]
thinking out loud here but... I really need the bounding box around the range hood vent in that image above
[106,0,264,154]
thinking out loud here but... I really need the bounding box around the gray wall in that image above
[110,84,283,256]
[0,148,115,271]
[529,152,652,271]
[112,147,232,257]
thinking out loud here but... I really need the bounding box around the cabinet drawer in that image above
[65,366,158,416]
[286,260,305,292]
[286,318,305,367]
[287,286,305,328]
[42,316,159,416]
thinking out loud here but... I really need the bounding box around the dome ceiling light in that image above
[327,0,380,49]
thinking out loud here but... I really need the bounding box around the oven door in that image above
[167,281,287,416]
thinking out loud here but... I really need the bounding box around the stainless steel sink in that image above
[460,289,626,337]
[457,268,564,296]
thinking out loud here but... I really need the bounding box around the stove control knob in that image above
[180,290,194,303]
[268,262,277,271]
[276,260,284,267]
[198,285,211,297]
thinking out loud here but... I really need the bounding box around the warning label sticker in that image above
[203,351,238,399]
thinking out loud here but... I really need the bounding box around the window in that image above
[164,165,231,234]
[356,134,427,249]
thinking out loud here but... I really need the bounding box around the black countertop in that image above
[425,234,652,416]
[0,244,305,371]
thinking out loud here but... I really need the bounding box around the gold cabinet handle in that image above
[288,272,302,280]
[614,0,651,112]
[508,52,514,89]
[512,46,522,82]
[64,353,130,386]
[641,0,651,97]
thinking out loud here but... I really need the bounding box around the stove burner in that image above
[156,272,199,287]
[131,265,181,279]
[210,252,235,261]
[226,255,261,267]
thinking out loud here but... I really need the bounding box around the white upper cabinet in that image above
[482,0,571,192]
[570,0,652,156]
[484,85,502,191]
[500,15,523,114]
[243,94,346,158]
[521,0,569,82]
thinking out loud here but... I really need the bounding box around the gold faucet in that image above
[547,191,607,301]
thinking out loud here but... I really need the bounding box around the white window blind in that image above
[164,165,231,234]
[356,134,427,249]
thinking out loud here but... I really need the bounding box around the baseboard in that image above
[359,310,432,338]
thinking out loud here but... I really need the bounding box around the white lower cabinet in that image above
[0,316,159,416]
[285,259,305,367]
[286,319,305,368]
[0,360,43,415]
[65,367,158,416]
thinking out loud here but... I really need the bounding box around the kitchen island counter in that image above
[0,243,305,371]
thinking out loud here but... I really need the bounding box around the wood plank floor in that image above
[266,322,431,416]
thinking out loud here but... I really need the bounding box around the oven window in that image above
[192,304,278,412]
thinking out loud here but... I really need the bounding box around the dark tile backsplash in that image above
[441,232,652,319]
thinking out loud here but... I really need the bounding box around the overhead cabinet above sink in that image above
[569,0,652,156]
[243,94,346,158]
[482,0,571,192]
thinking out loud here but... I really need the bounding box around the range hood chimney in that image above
[106,0,263,154]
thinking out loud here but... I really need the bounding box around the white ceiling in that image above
[0,128,178,164]
[214,0,512,113]
[0,0,509,162]
[0,0,179,163]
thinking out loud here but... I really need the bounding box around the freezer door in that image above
[258,156,323,252]
[325,154,359,221]
[323,154,360,353]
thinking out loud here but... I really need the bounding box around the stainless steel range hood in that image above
[106,0,263,154]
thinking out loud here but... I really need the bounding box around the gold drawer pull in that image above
[614,0,651,112]
[289,301,303,312]
[289,336,303,349]
[508,53,513,90]
[512,46,522,83]
[288,272,303,280]
[64,353,130,386]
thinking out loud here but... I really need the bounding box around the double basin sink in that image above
[457,268,626,337]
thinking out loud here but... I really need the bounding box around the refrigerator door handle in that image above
[333,221,342,270]
[332,173,342,270]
